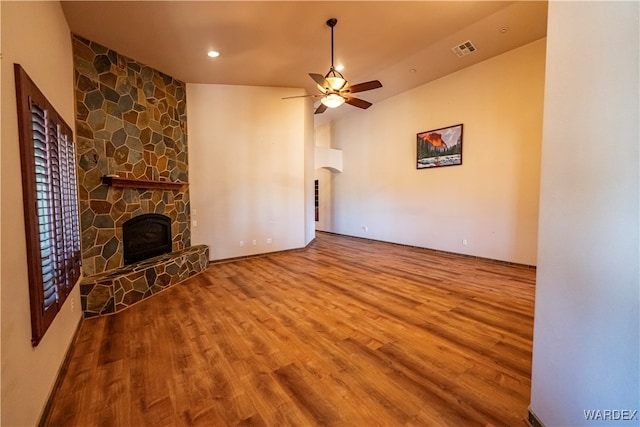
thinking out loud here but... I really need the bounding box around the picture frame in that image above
[416,123,463,169]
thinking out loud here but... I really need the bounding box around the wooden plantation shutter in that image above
[14,64,81,346]
[59,130,81,298]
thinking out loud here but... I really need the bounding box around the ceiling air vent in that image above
[452,40,477,58]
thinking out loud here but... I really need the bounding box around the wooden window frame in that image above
[14,64,81,346]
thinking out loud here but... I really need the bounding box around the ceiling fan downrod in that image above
[327,18,338,71]
[324,18,346,91]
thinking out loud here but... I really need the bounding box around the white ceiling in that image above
[61,1,548,123]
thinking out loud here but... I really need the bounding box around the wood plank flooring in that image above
[44,232,536,427]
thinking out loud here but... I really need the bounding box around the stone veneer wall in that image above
[72,35,190,276]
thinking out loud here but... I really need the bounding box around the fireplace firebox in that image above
[122,214,172,264]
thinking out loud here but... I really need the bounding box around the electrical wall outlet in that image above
[239,240,244,247]
[266,238,272,244]
[252,240,257,245]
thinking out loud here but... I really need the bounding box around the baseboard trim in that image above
[318,231,537,270]
[37,317,84,427]
[208,237,316,265]
[527,408,545,427]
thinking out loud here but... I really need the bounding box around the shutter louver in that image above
[31,103,59,313]
[48,117,65,305]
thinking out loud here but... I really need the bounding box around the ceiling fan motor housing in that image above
[322,70,347,92]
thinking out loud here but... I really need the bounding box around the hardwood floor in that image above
[44,232,536,427]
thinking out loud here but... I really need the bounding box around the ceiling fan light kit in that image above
[282,18,383,114]
[321,93,346,108]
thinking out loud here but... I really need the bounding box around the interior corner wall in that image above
[186,84,311,260]
[314,122,334,232]
[323,38,546,265]
[1,2,82,426]
[303,97,316,245]
[530,2,639,426]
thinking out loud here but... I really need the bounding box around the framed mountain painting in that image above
[416,123,463,169]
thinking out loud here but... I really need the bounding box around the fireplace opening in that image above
[123,214,172,264]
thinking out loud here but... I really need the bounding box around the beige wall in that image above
[314,124,335,231]
[1,2,82,426]
[303,96,316,245]
[530,1,639,425]
[319,38,546,265]
[186,84,314,260]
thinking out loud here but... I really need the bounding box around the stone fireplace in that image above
[73,34,191,277]
[72,35,209,317]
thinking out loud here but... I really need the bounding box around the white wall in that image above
[321,39,546,265]
[1,2,82,426]
[530,2,639,426]
[187,84,314,260]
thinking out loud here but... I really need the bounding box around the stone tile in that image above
[99,72,118,89]
[122,290,144,306]
[104,100,123,119]
[89,185,109,201]
[89,40,108,55]
[131,273,147,292]
[82,226,98,250]
[85,283,113,313]
[84,245,102,259]
[102,236,119,259]
[115,76,133,96]
[76,121,94,139]
[105,253,122,272]
[74,38,95,62]
[123,122,141,137]
[74,56,99,81]
[93,214,115,229]
[85,89,105,111]
[94,256,107,274]
[87,109,107,131]
[118,94,134,112]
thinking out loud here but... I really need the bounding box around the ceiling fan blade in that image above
[309,73,330,91]
[344,80,383,94]
[282,94,321,100]
[345,97,372,110]
[314,103,328,114]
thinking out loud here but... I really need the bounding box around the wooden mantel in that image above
[101,176,187,191]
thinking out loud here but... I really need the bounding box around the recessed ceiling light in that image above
[500,27,509,34]
[335,64,345,71]
[410,68,417,73]
[207,50,220,58]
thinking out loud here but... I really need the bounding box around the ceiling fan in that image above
[284,18,383,114]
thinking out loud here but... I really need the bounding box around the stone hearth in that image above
[80,245,209,318]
